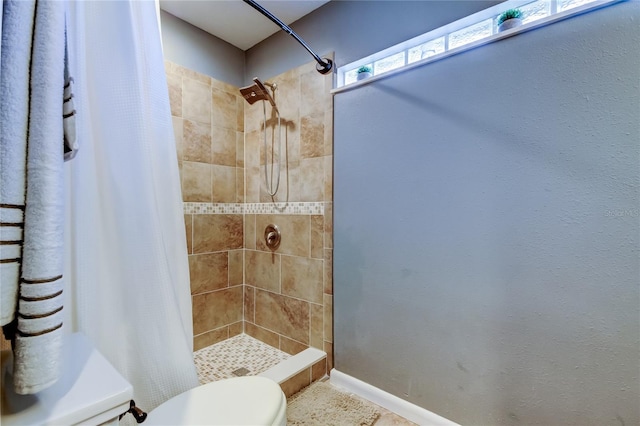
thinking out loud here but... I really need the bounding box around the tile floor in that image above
[193,333,290,384]
[193,334,416,425]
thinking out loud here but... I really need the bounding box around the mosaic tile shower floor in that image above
[193,333,290,384]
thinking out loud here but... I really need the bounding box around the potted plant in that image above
[356,65,372,81]
[497,8,523,32]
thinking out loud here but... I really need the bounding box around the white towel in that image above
[1,0,33,327]
[0,0,67,395]
[63,33,78,161]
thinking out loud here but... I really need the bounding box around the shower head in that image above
[239,77,277,108]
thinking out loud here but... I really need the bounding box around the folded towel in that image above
[63,30,78,161]
[0,0,33,328]
[0,0,67,395]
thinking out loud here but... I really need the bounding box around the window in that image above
[336,0,617,89]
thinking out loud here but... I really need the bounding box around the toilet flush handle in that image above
[119,400,148,423]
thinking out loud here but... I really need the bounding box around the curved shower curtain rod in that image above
[243,0,334,74]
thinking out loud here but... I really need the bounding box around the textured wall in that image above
[333,2,639,425]
[245,0,499,84]
[160,11,244,87]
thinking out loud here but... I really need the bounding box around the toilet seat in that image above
[145,376,287,426]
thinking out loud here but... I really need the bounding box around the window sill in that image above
[331,0,620,95]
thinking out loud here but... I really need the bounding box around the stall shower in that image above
[166,53,334,395]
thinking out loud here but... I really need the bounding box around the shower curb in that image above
[258,347,325,384]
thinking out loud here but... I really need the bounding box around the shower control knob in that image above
[264,224,281,250]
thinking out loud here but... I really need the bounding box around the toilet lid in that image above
[145,376,286,425]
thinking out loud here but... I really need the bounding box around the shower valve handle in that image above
[264,224,281,250]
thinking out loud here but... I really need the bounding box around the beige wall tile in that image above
[255,215,309,257]
[182,161,212,202]
[300,115,324,159]
[212,89,237,130]
[236,96,244,132]
[323,294,333,343]
[324,155,333,202]
[275,66,300,87]
[236,131,244,168]
[193,214,243,253]
[274,74,300,121]
[280,369,311,398]
[310,215,323,259]
[284,120,301,166]
[255,290,309,344]
[211,126,236,166]
[182,67,211,85]
[212,165,236,203]
[325,202,333,249]
[211,78,237,95]
[244,214,256,250]
[183,78,211,124]
[244,285,255,323]
[192,286,243,335]
[229,321,243,337]
[295,157,324,202]
[236,167,244,203]
[183,119,211,163]
[279,336,307,355]
[311,358,327,382]
[323,249,333,295]
[189,252,228,295]
[229,250,243,286]
[245,250,280,292]
[194,327,228,351]
[244,101,264,134]
[323,65,334,112]
[310,303,323,349]
[184,214,192,254]
[281,255,323,304]
[167,72,182,118]
[164,60,181,75]
[324,108,333,156]
[300,69,324,117]
[246,166,261,203]
[244,321,279,348]
[324,341,333,372]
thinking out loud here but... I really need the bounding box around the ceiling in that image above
[159,0,330,51]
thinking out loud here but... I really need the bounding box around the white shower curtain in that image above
[64,0,199,413]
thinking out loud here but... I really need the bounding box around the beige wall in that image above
[166,58,333,369]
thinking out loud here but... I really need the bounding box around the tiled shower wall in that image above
[165,58,334,370]
[166,61,245,350]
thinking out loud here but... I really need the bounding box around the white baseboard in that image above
[329,369,459,426]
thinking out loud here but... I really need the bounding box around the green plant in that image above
[498,8,523,25]
[357,65,372,74]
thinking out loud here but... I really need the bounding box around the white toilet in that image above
[1,333,287,425]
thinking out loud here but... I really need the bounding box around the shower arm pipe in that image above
[242,0,334,74]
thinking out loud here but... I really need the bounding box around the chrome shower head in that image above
[239,77,277,108]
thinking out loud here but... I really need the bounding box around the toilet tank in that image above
[1,333,133,425]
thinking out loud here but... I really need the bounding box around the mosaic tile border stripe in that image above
[183,203,243,215]
[184,202,325,215]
